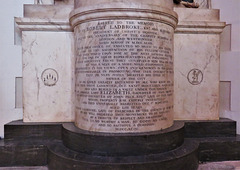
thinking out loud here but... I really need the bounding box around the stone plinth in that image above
[70,0,178,133]
[174,8,225,120]
[15,4,75,122]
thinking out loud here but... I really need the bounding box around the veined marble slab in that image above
[16,2,75,122]
[174,8,225,120]
[22,31,75,122]
[24,4,73,20]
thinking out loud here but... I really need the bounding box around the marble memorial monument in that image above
[1,0,233,169]
[15,0,225,124]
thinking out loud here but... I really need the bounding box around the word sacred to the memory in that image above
[75,20,174,133]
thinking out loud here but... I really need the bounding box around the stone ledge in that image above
[197,136,240,162]
[180,118,236,138]
[15,18,72,32]
[175,21,226,34]
[4,120,63,140]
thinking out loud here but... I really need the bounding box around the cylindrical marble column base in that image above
[62,122,184,156]
[47,122,199,170]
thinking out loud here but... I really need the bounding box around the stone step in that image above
[2,136,240,168]
[197,135,240,162]
[0,166,48,170]
[1,119,240,169]
[4,120,63,140]
[47,139,199,170]
[4,118,236,140]
[0,139,48,167]
[179,118,236,138]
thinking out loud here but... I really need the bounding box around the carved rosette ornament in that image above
[70,0,178,133]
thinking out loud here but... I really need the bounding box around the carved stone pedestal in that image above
[47,122,199,170]
[46,1,200,169]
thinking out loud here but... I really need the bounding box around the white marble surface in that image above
[22,31,75,122]
[24,4,73,19]
[174,8,225,120]
[15,18,72,32]
[74,20,175,133]
[74,0,173,9]
[174,8,219,22]
[72,0,177,132]
[15,2,76,123]
[34,0,54,4]
[174,34,220,120]
[17,1,225,124]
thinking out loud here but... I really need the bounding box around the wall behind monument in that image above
[0,0,34,138]
[212,0,240,133]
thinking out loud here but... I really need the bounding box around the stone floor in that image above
[198,161,240,170]
[0,167,48,170]
[1,162,240,170]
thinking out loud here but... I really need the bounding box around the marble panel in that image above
[174,33,220,120]
[175,8,219,22]
[174,8,225,120]
[22,31,75,122]
[24,4,73,19]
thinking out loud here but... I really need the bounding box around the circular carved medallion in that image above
[187,69,203,85]
[41,68,58,86]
